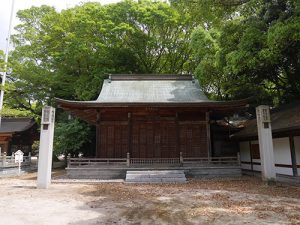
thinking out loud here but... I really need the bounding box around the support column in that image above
[96,110,101,158]
[175,112,180,156]
[256,105,276,182]
[206,111,212,158]
[289,136,298,177]
[128,112,132,155]
[249,141,254,172]
[37,106,55,189]
[2,152,6,167]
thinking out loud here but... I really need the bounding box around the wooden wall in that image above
[96,110,209,158]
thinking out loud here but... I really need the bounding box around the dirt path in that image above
[0,172,299,225]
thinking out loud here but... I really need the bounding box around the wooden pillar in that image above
[289,136,298,177]
[128,112,132,155]
[175,112,180,156]
[96,110,101,158]
[206,111,212,158]
[249,141,254,172]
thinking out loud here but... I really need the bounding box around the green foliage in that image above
[31,141,40,156]
[0,50,4,71]
[54,117,92,157]
[9,1,195,111]
[0,107,33,118]
[191,0,300,105]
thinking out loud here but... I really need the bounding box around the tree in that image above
[190,0,300,105]
[54,116,92,159]
[9,1,196,110]
[0,50,4,71]
[8,0,197,156]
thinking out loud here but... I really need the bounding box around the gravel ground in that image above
[0,171,299,225]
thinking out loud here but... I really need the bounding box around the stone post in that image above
[2,152,6,167]
[67,153,71,168]
[11,152,14,163]
[180,152,183,166]
[126,152,130,167]
[256,105,276,183]
[37,106,55,189]
[28,152,31,165]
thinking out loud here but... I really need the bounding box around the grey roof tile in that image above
[0,117,36,133]
[97,78,209,103]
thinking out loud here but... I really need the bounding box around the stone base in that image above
[66,166,242,180]
[125,170,186,183]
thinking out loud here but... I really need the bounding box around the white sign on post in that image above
[15,150,24,163]
[14,150,24,176]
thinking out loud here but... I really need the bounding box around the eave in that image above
[55,97,250,124]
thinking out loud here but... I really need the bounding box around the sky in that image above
[0,0,122,52]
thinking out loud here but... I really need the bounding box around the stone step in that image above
[126,174,184,179]
[125,170,186,183]
[127,170,184,174]
[126,178,187,183]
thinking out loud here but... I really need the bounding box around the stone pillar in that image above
[256,105,276,183]
[37,106,55,189]
[28,152,31,165]
[2,152,6,167]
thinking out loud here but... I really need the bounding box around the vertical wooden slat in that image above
[289,136,298,176]
[206,111,212,158]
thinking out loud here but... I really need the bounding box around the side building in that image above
[233,102,300,177]
[0,117,39,156]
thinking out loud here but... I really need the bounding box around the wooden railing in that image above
[68,152,240,168]
[68,158,127,167]
[130,158,180,165]
[183,156,239,165]
[0,155,31,168]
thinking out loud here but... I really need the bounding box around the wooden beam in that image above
[289,136,298,176]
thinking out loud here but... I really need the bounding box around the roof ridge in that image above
[109,74,193,81]
[2,117,34,121]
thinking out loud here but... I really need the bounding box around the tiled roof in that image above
[233,101,300,138]
[97,75,209,103]
[0,117,36,133]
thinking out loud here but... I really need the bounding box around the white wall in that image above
[273,137,293,176]
[239,141,250,161]
[294,136,300,175]
[239,137,295,176]
[239,141,251,170]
